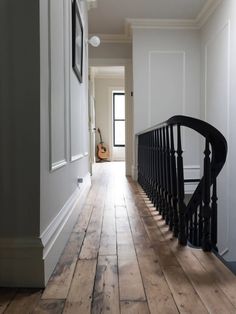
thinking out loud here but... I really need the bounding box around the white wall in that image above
[132,28,201,179]
[94,77,125,161]
[89,42,132,59]
[0,0,91,287]
[200,0,236,261]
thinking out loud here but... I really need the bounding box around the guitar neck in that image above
[98,129,103,144]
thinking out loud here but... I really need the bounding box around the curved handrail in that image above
[137,115,227,169]
[137,115,227,251]
[167,116,227,221]
[166,115,227,176]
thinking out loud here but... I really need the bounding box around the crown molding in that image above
[127,18,198,31]
[196,0,223,28]
[89,0,223,43]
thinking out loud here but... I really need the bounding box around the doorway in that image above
[89,66,125,164]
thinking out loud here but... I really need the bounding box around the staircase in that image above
[137,115,227,252]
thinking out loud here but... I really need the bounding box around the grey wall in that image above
[89,42,132,59]
[0,0,40,237]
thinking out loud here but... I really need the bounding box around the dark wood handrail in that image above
[137,115,227,251]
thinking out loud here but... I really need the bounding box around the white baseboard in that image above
[42,173,91,285]
[0,173,91,287]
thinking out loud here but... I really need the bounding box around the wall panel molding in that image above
[71,153,84,162]
[48,0,68,172]
[51,159,67,171]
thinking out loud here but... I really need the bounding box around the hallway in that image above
[1,162,236,313]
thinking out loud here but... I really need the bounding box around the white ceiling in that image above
[88,0,211,35]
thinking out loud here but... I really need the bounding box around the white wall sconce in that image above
[88,35,101,47]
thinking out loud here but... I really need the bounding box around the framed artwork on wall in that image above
[72,0,83,83]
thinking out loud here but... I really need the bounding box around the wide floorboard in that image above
[1,162,236,313]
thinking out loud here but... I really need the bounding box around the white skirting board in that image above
[41,173,91,285]
[0,173,91,287]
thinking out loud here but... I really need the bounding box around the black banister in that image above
[137,115,227,252]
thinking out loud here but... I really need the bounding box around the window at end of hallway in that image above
[113,92,125,147]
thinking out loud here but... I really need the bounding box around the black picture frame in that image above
[72,0,83,83]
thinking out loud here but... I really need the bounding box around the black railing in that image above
[137,115,227,252]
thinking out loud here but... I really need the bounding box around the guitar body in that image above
[97,128,110,160]
[97,143,110,160]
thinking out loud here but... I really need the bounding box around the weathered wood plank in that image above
[63,259,97,314]
[99,209,116,256]
[172,247,236,313]
[137,256,179,314]
[0,288,17,314]
[99,234,117,256]
[92,256,119,314]
[128,216,150,245]
[32,299,65,314]
[79,206,104,259]
[120,301,150,314]
[73,204,94,233]
[141,216,165,242]
[118,256,146,302]
[42,231,85,299]
[163,265,207,313]
[115,206,128,218]
[4,289,42,314]
[193,250,236,308]
[123,199,139,218]
[116,217,136,258]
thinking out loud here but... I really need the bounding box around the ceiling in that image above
[88,0,214,37]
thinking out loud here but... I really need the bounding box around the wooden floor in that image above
[1,162,236,314]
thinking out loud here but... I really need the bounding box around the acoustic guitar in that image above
[97,128,110,160]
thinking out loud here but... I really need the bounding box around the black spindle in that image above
[177,124,187,245]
